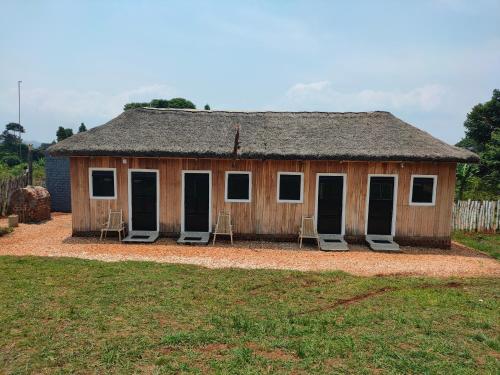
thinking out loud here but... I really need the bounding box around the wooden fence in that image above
[0,174,28,216]
[452,200,499,232]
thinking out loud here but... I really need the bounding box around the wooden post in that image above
[27,144,33,186]
[8,214,18,227]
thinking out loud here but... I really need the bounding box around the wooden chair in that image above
[212,211,233,245]
[298,216,320,249]
[100,209,126,241]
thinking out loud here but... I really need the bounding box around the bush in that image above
[2,155,21,167]
[0,227,13,237]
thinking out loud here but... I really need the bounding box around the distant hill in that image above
[23,140,42,148]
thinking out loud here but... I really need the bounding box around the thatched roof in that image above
[48,108,478,162]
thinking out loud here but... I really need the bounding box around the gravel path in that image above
[1,213,499,277]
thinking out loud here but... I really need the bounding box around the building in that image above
[48,108,478,248]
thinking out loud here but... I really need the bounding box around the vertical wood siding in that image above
[70,157,456,239]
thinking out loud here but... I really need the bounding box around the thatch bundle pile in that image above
[8,186,51,223]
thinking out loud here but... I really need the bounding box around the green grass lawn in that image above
[453,231,500,260]
[0,257,498,374]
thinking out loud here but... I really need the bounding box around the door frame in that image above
[314,173,347,235]
[181,170,212,232]
[127,169,160,232]
[364,174,398,236]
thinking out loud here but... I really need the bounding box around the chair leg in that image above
[317,237,320,249]
[230,233,233,246]
[212,233,216,245]
[118,230,121,242]
[299,236,302,248]
[100,230,104,241]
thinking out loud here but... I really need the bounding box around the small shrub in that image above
[1,155,21,167]
[0,227,13,236]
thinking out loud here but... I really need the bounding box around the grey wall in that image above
[45,155,71,212]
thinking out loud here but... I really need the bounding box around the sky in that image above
[1,0,499,144]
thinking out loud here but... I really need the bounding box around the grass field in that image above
[453,231,500,260]
[0,256,498,374]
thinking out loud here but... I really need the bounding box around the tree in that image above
[480,129,500,194]
[204,104,211,110]
[456,89,500,199]
[78,123,87,133]
[6,122,25,135]
[167,98,196,109]
[56,127,74,142]
[39,141,56,151]
[150,99,170,108]
[124,97,196,111]
[124,102,149,111]
[0,130,19,146]
[462,89,500,153]
[1,155,21,167]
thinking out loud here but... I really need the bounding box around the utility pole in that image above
[27,144,33,186]
[18,80,22,158]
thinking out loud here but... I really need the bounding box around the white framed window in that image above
[277,172,304,203]
[409,175,437,206]
[89,168,117,199]
[225,171,252,202]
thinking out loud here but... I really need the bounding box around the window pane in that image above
[92,170,115,197]
[279,174,301,201]
[412,177,434,203]
[227,173,250,200]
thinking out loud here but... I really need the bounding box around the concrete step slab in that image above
[319,234,349,251]
[366,235,400,252]
[177,232,210,245]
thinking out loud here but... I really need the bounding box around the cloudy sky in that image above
[1,0,499,144]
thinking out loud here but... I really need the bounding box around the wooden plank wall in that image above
[70,157,456,239]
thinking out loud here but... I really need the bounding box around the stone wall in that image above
[45,155,71,212]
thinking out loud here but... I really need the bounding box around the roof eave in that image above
[47,148,480,163]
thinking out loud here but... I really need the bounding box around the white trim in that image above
[314,173,347,235]
[364,174,398,236]
[128,169,160,232]
[277,172,304,203]
[409,174,437,206]
[181,170,212,232]
[224,171,252,203]
[89,167,117,199]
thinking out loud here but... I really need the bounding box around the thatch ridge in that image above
[48,108,479,162]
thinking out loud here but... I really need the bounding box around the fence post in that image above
[452,200,500,233]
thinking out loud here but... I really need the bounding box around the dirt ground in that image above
[0,213,498,277]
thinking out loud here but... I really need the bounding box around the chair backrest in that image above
[216,212,232,233]
[107,210,123,229]
[301,216,317,236]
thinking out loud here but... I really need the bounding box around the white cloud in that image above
[285,81,448,112]
[0,84,176,141]
[4,84,176,119]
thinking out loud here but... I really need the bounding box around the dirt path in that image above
[0,213,499,277]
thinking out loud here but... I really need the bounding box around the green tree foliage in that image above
[1,155,21,167]
[124,102,150,110]
[0,122,45,181]
[149,99,170,108]
[0,130,19,147]
[124,98,196,111]
[5,122,25,134]
[56,126,74,142]
[204,104,211,110]
[456,89,500,200]
[78,123,87,133]
[167,98,195,109]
